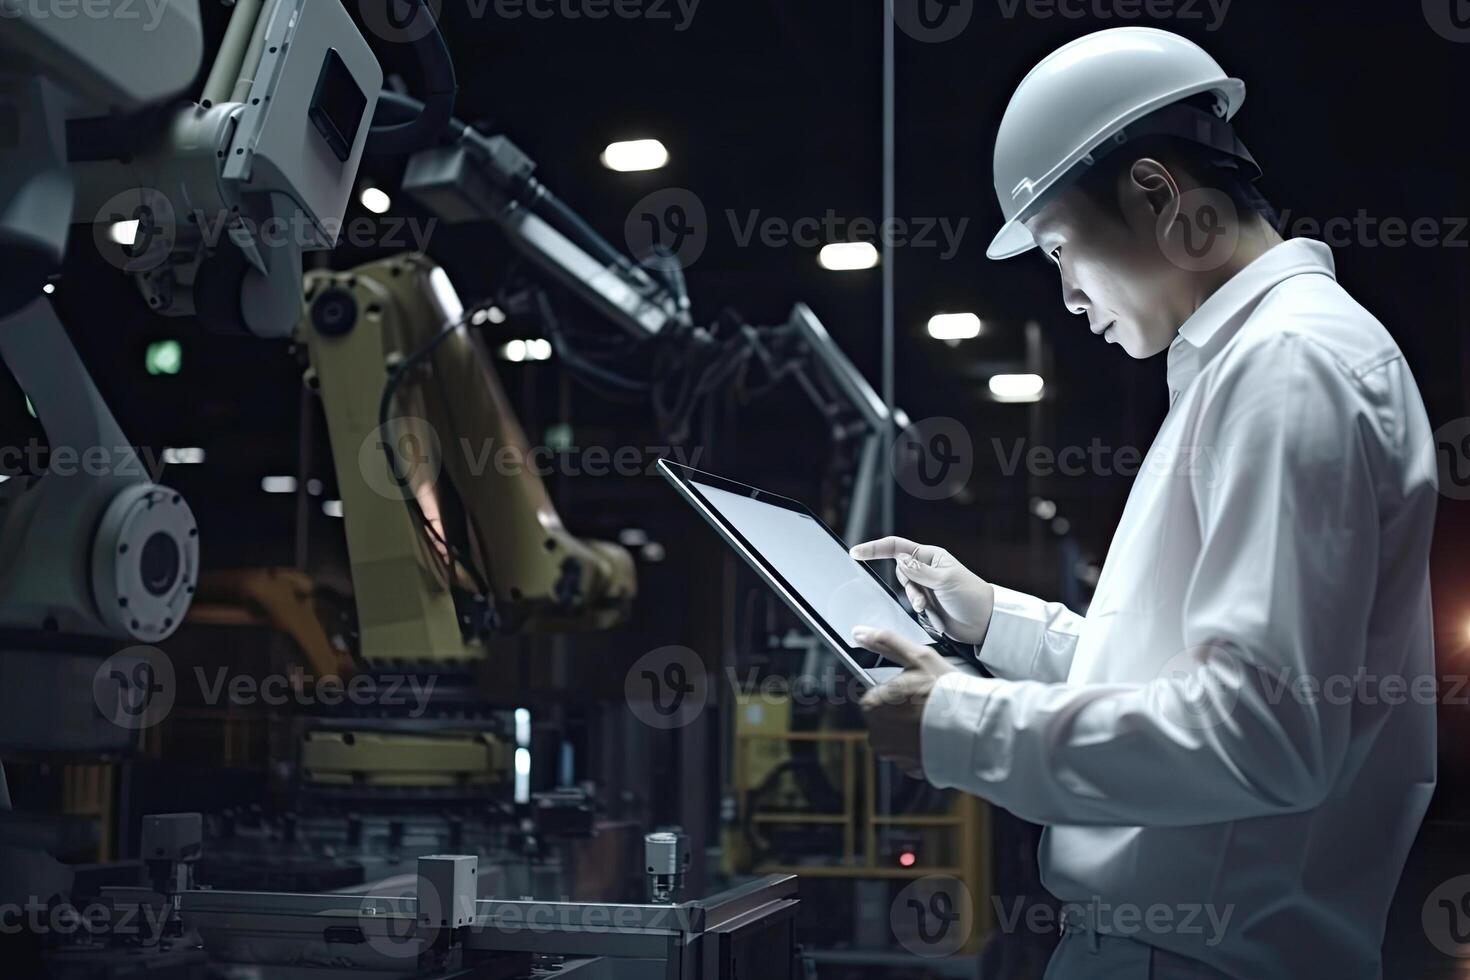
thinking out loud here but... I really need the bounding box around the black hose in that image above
[365,0,458,155]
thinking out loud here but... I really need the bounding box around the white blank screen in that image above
[696,483,934,648]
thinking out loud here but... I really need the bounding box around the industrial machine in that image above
[0,3,987,975]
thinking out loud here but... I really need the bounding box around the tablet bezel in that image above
[659,459,955,687]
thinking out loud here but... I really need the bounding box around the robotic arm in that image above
[69,0,386,338]
[0,2,426,752]
[395,112,908,540]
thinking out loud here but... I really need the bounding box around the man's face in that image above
[1021,169,1191,359]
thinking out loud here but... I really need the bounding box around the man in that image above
[850,27,1437,980]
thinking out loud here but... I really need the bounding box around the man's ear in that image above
[1116,157,1179,237]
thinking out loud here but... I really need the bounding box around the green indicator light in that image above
[544,423,574,451]
[146,340,183,376]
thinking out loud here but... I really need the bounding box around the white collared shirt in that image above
[922,239,1438,979]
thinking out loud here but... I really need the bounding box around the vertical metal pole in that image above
[881,1,897,542]
[878,0,898,841]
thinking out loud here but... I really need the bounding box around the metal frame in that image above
[180,874,798,979]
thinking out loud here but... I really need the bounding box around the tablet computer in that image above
[658,459,965,686]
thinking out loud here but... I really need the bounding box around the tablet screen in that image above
[694,481,934,649]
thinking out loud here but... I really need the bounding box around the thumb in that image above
[851,626,934,671]
[898,554,948,588]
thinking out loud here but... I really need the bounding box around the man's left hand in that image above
[852,626,957,779]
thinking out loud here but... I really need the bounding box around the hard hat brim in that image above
[987,219,1037,260]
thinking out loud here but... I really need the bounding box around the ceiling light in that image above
[501,339,527,362]
[322,499,344,518]
[600,139,669,172]
[988,373,1045,403]
[526,338,553,361]
[109,220,140,246]
[360,186,391,215]
[927,313,981,341]
[818,242,879,271]
[41,283,56,295]
[261,476,297,494]
[162,447,206,465]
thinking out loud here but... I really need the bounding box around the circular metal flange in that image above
[91,484,198,641]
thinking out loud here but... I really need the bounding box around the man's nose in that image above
[1058,266,1088,317]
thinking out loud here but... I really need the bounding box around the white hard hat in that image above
[987,27,1247,260]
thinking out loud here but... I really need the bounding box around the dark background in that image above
[15,0,1470,972]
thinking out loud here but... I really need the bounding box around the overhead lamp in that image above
[109,220,140,246]
[162,447,206,465]
[500,339,552,362]
[360,186,392,215]
[988,373,1045,403]
[927,313,982,341]
[600,139,669,172]
[818,242,879,271]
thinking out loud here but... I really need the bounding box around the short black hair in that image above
[1070,96,1278,229]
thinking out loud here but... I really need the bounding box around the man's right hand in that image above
[849,536,996,646]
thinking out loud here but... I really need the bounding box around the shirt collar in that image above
[1165,238,1337,401]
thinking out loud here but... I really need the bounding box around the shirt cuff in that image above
[921,671,1000,790]
[976,585,1050,679]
